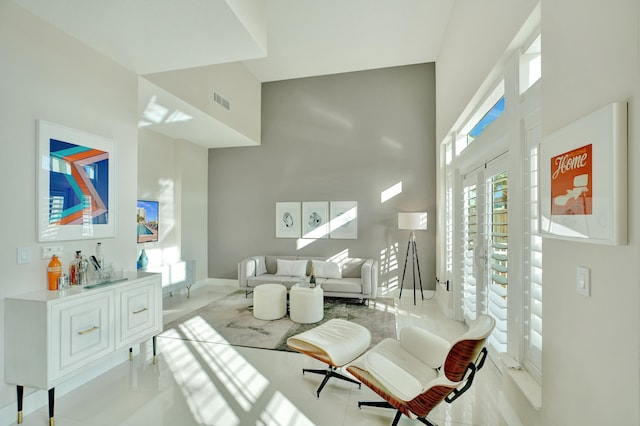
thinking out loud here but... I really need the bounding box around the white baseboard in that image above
[144,260,196,297]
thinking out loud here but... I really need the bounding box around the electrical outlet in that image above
[41,246,64,259]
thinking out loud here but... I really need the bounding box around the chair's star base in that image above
[303,366,361,398]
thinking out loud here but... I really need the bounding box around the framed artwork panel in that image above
[302,201,329,239]
[37,120,115,242]
[539,102,627,245]
[329,201,358,239]
[275,202,301,238]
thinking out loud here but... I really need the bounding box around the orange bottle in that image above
[47,255,62,290]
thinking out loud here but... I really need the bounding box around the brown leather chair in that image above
[346,315,495,426]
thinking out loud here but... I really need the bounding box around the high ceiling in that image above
[14,0,454,147]
[244,0,453,83]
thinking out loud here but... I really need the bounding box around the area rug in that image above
[162,290,397,352]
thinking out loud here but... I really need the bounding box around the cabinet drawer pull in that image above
[133,307,148,314]
[77,326,99,335]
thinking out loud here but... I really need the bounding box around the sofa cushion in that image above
[266,256,296,274]
[252,256,267,276]
[321,277,362,294]
[275,259,307,277]
[341,258,366,278]
[248,275,323,289]
[311,260,342,279]
[248,275,278,287]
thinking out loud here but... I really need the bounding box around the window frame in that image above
[455,81,505,155]
[439,29,542,384]
[523,110,543,379]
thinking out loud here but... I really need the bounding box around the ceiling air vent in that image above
[213,91,230,110]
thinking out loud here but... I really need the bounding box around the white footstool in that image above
[289,284,324,323]
[286,318,371,397]
[253,283,287,320]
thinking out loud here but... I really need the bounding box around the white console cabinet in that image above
[4,272,162,425]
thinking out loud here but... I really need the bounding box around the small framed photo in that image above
[275,202,301,238]
[137,200,159,243]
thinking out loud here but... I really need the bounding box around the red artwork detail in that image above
[550,144,592,215]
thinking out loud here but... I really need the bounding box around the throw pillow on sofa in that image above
[275,259,308,277]
[311,260,342,279]
[252,256,267,275]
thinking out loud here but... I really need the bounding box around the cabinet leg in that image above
[48,387,55,426]
[153,335,157,365]
[16,385,23,424]
[129,347,133,361]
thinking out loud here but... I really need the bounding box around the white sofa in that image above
[238,255,378,301]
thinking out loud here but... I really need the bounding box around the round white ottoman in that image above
[289,283,324,323]
[253,283,287,320]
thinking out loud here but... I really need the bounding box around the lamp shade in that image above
[398,212,427,230]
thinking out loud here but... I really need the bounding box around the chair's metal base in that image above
[303,366,361,398]
[358,400,437,426]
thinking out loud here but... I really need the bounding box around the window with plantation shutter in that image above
[445,171,454,278]
[459,161,508,356]
[486,171,508,354]
[525,123,543,377]
[461,180,478,323]
[442,27,542,386]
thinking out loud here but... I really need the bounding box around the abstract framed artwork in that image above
[302,201,329,239]
[329,201,358,239]
[37,120,115,242]
[275,202,301,238]
[539,101,627,245]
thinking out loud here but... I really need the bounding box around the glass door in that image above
[460,158,509,355]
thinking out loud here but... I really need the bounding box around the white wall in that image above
[144,62,262,144]
[176,140,209,282]
[137,129,209,282]
[0,0,138,413]
[541,1,639,424]
[208,64,437,289]
[137,129,179,264]
[435,0,539,142]
[437,0,639,424]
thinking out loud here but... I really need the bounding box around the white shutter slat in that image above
[487,170,508,354]
[525,143,543,374]
[461,183,478,322]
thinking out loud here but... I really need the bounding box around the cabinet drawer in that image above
[50,292,114,382]
[117,279,161,347]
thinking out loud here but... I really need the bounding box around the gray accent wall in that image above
[208,63,436,293]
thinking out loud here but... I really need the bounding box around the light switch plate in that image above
[17,247,31,264]
[576,266,590,296]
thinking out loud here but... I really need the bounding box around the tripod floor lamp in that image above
[398,212,427,305]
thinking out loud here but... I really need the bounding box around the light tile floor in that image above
[15,280,507,426]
